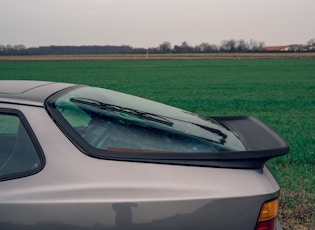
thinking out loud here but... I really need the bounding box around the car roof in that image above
[0,80,76,106]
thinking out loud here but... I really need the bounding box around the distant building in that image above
[263,46,289,52]
[289,45,307,52]
[264,45,312,52]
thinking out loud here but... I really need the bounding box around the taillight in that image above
[256,198,279,230]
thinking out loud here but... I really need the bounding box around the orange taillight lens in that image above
[256,198,279,230]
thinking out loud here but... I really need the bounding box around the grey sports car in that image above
[0,80,289,230]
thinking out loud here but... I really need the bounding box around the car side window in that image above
[0,112,42,180]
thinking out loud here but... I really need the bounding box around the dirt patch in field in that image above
[1,53,315,61]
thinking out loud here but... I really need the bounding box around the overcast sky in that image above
[1,0,314,48]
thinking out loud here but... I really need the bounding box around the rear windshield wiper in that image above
[70,97,174,126]
[70,97,227,144]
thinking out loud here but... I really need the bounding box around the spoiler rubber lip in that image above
[83,114,289,168]
[96,116,289,169]
[210,116,290,169]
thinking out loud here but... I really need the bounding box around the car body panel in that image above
[0,81,285,229]
[0,80,75,106]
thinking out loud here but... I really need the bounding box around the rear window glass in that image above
[48,86,245,155]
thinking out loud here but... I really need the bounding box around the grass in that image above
[280,189,314,229]
[0,58,314,228]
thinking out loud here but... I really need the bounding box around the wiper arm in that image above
[70,97,173,126]
[194,124,227,144]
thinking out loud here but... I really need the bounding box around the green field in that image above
[0,58,314,228]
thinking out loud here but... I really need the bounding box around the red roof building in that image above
[263,46,289,51]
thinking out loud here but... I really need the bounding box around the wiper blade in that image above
[70,97,174,126]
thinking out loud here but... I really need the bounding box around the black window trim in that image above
[0,108,46,182]
[45,87,221,165]
[46,87,289,169]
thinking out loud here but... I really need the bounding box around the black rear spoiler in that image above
[93,116,290,169]
[210,116,290,169]
[112,116,290,169]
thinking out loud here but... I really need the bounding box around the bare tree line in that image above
[1,38,314,55]
[156,39,265,53]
